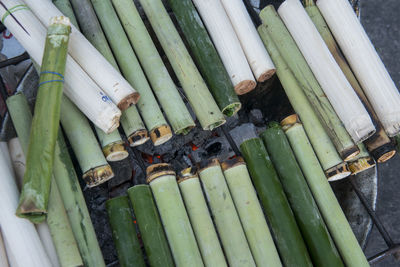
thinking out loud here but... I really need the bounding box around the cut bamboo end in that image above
[280,114,299,129]
[49,16,71,26]
[341,145,361,161]
[325,162,351,182]
[234,80,257,95]
[257,69,276,83]
[128,129,150,147]
[117,92,140,110]
[83,164,114,187]
[198,158,220,172]
[205,118,227,131]
[175,124,196,135]
[146,163,175,184]
[177,166,198,184]
[222,102,242,117]
[372,143,397,163]
[348,157,375,175]
[103,141,129,162]
[221,156,245,171]
[150,124,173,146]
[16,203,47,224]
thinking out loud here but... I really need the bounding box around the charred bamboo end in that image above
[117,92,140,110]
[348,157,376,175]
[150,124,173,146]
[146,163,175,184]
[177,166,198,184]
[234,80,257,95]
[83,164,114,187]
[257,69,276,83]
[325,162,351,182]
[221,156,245,171]
[371,142,397,163]
[342,145,361,161]
[280,114,300,131]
[198,158,220,173]
[128,129,150,147]
[103,141,129,162]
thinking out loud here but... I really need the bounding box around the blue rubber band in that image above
[38,79,64,87]
[40,71,64,79]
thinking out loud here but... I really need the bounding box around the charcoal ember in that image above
[249,109,264,126]
[108,156,133,188]
[225,114,240,128]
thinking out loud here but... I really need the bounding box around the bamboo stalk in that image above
[347,144,376,175]
[0,230,9,267]
[106,196,146,267]
[261,122,343,266]
[60,95,114,187]
[257,26,350,180]
[7,138,26,188]
[317,0,400,137]
[178,167,227,267]
[147,164,203,267]
[259,5,359,160]
[240,137,312,267]
[278,0,375,144]
[221,157,282,267]
[198,159,255,267]
[192,0,255,95]
[25,0,140,110]
[91,0,172,146]
[138,0,226,131]
[120,106,150,147]
[94,128,128,162]
[281,118,369,267]
[166,0,241,116]
[111,0,196,132]
[52,0,79,27]
[127,185,174,267]
[305,0,396,163]
[16,17,71,222]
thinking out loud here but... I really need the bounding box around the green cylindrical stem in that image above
[198,159,255,267]
[120,105,149,147]
[259,6,357,160]
[261,123,343,267]
[240,138,312,267]
[127,185,174,267]
[52,0,79,28]
[17,18,71,223]
[221,158,282,267]
[283,121,369,267]
[106,196,146,267]
[147,165,203,267]
[111,0,195,134]
[138,0,226,131]
[178,169,227,267]
[167,0,241,117]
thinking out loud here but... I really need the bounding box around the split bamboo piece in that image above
[111,0,196,132]
[106,196,146,267]
[178,167,227,267]
[0,230,8,267]
[147,164,203,267]
[259,6,359,160]
[167,0,241,116]
[0,0,121,133]
[281,118,369,267]
[240,137,312,267]
[91,0,171,146]
[220,0,275,82]
[139,0,226,131]
[347,144,376,175]
[317,0,400,137]
[52,0,79,27]
[257,27,350,180]
[221,157,282,267]
[60,95,114,187]
[305,0,396,162]
[192,0,255,95]
[16,17,71,223]
[261,122,343,266]
[25,0,140,110]
[127,185,174,267]
[278,0,375,143]
[198,159,255,267]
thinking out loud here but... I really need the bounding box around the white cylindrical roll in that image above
[317,0,400,137]
[192,0,256,95]
[24,0,139,110]
[0,0,121,133]
[278,0,375,143]
[220,0,275,82]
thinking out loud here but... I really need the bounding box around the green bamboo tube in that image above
[106,196,146,267]
[111,0,196,134]
[304,0,396,163]
[147,164,203,267]
[60,95,114,187]
[91,0,172,146]
[221,157,282,267]
[347,144,375,175]
[178,167,227,267]
[94,127,128,162]
[138,0,226,131]
[16,17,71,222]
[6,93,84,267]
[120,106,150,147]
[127,185,174,267]
[52,0,79,27]
[260,122,343,267]
[257,26,350,181]
[240,138,312,267]
[259,6,358,161]
[281,118,369,267]
[198,159,255,267]
[167,0,241,117]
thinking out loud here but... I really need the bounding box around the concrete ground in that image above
[362,0,400,265]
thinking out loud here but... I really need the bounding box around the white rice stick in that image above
[278,0,375,143]
[317,0,400,137]
[192,0,256,95]
[23,0,139,110]
[0,0,121,133]
[220,0,275,82]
